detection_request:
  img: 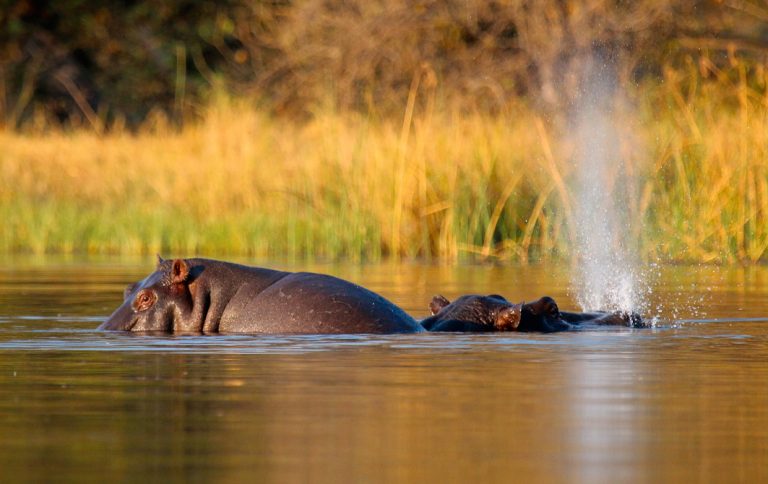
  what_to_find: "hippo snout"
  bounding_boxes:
[98,303,137,331]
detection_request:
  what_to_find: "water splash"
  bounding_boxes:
[564,56,713,324]
[568,57,646,314]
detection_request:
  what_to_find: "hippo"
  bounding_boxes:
[421,294,644,333]
[99,257,424,334]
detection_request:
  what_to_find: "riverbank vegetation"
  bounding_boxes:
[2,1,767,262]
[3,58,768,263]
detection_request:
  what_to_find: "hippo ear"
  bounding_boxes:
[495,304,522,331]
[171,259,189,284]
[429,295,451,315]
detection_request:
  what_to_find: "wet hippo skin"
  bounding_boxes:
[421,294,645,333]
[99,257,424,334]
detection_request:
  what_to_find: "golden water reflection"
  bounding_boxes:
[0,257,767,481]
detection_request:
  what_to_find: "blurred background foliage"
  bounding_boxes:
[3,1,768,261]
[2,0,767,129]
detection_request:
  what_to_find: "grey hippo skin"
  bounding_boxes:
[99,257,424,334]
[421,294,646,333]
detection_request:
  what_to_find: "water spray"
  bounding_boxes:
[568,55,646,314]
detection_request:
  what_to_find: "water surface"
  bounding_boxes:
[1,256,766,482]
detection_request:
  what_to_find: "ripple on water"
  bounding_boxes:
[0,322,678,355]
[2,260,768,483]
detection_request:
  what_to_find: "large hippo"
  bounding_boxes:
[421,293,645,332]
[99,257,424,334]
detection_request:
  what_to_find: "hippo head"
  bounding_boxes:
[518,296,571,332]
[428,294,572,332]
[99,257,197,332]
[428,294,523,331]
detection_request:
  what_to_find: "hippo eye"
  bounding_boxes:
[133,290,157,312]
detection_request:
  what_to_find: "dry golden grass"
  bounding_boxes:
[1,62,767,263]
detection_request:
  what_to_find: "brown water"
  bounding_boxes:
[1,256,767,482]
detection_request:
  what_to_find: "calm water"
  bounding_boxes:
[1,256,767,482]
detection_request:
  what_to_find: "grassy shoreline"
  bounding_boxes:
[2,69,768,263]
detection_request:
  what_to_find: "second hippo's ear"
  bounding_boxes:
[495,304,522,331]
[429,295,451,315]
[171,259,190,284]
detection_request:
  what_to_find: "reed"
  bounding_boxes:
[1,63,767,263]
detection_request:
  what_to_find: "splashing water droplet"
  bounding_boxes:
[568,57,645,315]
[564,56,708,325]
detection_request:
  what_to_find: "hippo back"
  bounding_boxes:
[218,271,422,334]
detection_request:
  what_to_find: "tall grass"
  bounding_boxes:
[1,63,767,263]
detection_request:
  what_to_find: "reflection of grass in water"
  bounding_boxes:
[2,64,768,262]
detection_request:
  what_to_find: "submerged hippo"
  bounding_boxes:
[99,257,424,334]
[421,294,644,333]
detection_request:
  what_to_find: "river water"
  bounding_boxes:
[0,256,766,482]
